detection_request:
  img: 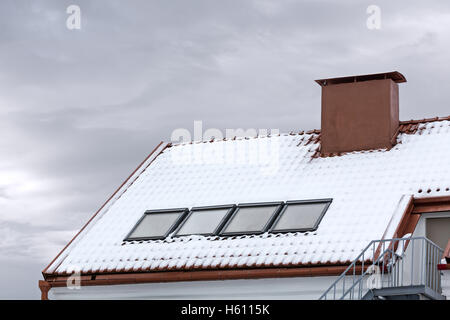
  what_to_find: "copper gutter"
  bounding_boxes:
[39,280,51,300]
[40,264,363,299]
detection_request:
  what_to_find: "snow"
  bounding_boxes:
[46,120,450,275]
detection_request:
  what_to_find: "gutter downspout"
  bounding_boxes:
[39,280,51,300]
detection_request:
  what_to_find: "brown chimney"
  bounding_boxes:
[316,71,406,156]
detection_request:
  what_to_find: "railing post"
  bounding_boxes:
[434,244,437,291]
[427,241,430,288]
[420,238,424,286]
[431,244,435,290]
[342,277,345,299]
[381,242,384,287]
[410,239,415,286]
[352,264,355,299]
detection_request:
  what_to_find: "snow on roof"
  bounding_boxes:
[45,118,450,275]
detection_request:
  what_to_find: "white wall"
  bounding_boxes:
[412,211,450,240]
[411,211,450,299]
[442,270,450,300]
[49,275,343,300]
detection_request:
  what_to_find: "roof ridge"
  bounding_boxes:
[168,116,450,148]
[169,129,321,147]
[399,115,450,125]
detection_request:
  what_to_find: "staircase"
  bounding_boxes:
[319,237,445,300]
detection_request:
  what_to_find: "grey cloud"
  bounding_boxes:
[1,0,450,299]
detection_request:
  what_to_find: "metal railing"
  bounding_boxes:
[319,237,443,300]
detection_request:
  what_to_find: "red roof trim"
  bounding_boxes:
[40,263,370,298]
[412,196,450,214]
[43,258,368,277]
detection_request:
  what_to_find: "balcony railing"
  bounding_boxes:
[319,236,444,300]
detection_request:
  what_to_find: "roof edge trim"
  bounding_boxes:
[41,263,371,294]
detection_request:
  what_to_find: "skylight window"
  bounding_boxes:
[125,208,188,241]
[174,205,235,237]
[270,199,332,233]
[124,199,332,241]
[220,202,283,236]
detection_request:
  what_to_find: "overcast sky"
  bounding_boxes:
[1,0,450,299]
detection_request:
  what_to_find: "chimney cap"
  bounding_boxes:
[315,71,406,87]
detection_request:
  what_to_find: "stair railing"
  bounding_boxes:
[319,236,443,300]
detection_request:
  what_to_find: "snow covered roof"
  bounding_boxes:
[44,117,450,275]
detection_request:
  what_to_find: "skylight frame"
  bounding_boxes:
[173,204,236,237]
[219,201,284,236]
[269,198,332,234]
[124,208,189,241]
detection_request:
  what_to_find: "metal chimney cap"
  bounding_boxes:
[315,71,407,87]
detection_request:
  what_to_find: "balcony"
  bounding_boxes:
[320,237,447,300]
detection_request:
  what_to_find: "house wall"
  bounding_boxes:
[48,275,344,300]
[442,270,450,299]
[411,211,450,240]
[411,211,450,300]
